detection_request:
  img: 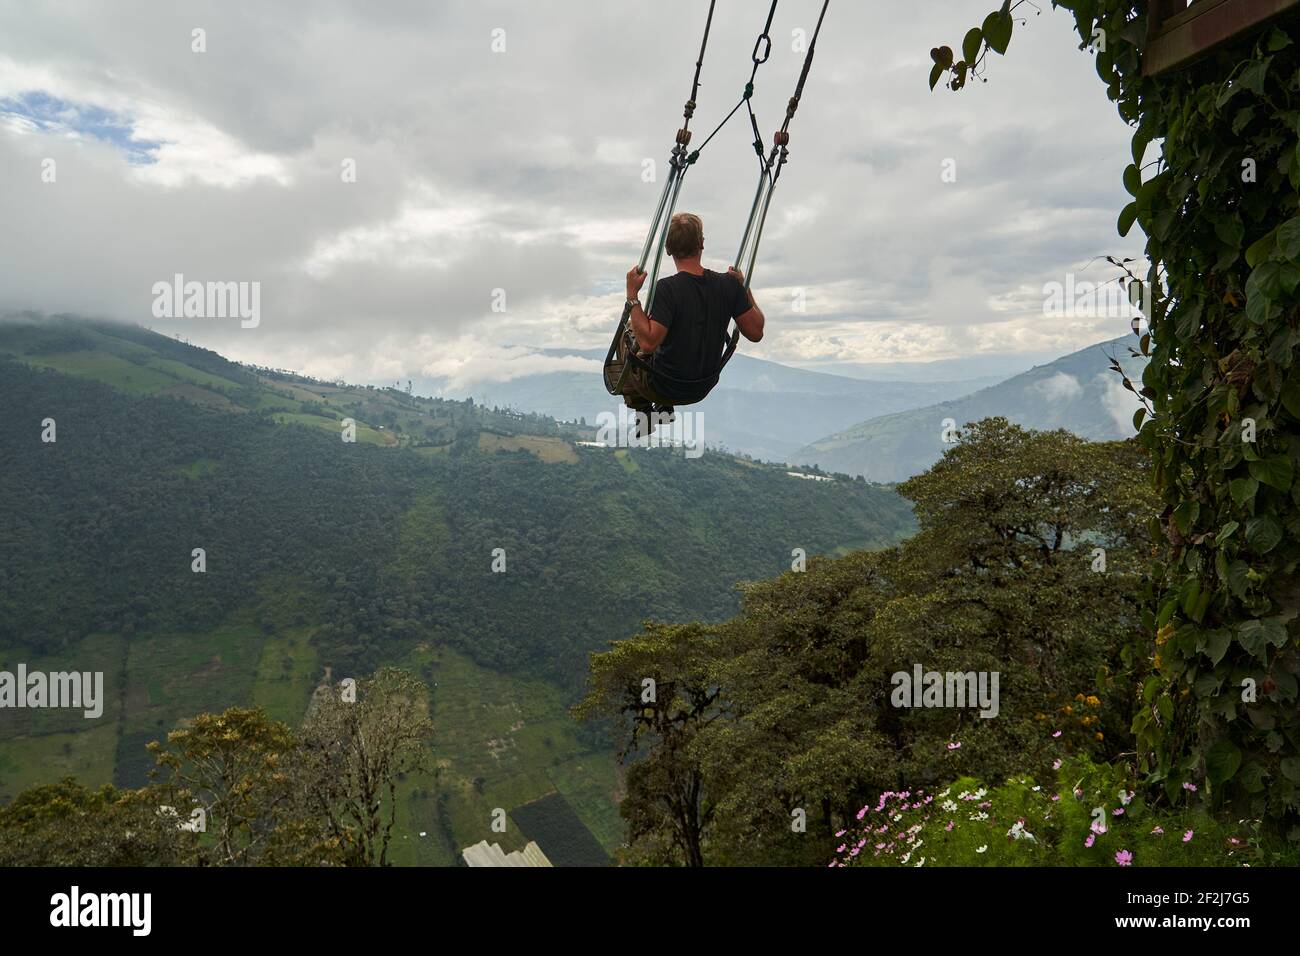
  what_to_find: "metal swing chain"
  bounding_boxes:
[735,0,830,288]
[609,0,828,395]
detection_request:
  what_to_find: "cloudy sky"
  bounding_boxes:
[0,0,1145,388]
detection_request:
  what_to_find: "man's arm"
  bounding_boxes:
[727,267,765,342]
[626,267,668,352]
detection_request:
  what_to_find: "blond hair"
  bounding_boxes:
[665,212,704,259]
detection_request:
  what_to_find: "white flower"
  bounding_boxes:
[941,800,958,812]
[900,851,912,864]
[938,787,952,799]
[915,856,926,867]
[1007,820,1037,843]
[976,845,988,854]
[969,811,989,821]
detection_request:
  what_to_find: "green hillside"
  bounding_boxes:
[795,337,1151,482]
[0,315,915,861]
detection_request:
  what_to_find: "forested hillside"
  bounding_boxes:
[0,316,914,860]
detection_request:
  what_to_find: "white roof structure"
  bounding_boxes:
[461,840,553,867]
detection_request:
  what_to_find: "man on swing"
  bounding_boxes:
[617,212,765,432]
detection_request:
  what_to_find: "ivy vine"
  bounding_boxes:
[932,0,1300,832]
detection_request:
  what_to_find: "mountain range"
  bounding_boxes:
[0,314,916,865]
[794,336,1150,482]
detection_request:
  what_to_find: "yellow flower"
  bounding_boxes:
[1086,695,1100,707]
[1156,623,1174,646]
[1095,732,1104,741]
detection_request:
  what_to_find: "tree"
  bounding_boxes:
[148,707,317,866]
[297,667,433,866]
[582,421,1157,865]
[931,0,1300,829]
[574,622,721,867]
[0,777,197,866]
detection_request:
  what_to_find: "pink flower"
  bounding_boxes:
[1182,782,1198,792]
[1051,794,1061,802]
[856,807,868,820]
[945,820,955,831]
[1228,837,1241,846]
[835,829,846,838]
[1150,826,1164,835]
[1112,808,1125,816]
[1052,759,1062,770]
[1115,849,1133,867]
[948,742,962,750]
[1085,833,1095,848]
[837,844,846,853]
[1052,730,1062,738]
[1183,829,1194,843]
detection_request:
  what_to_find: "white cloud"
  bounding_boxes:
[1031,371,1084,403]
[0,0,1146,384]
[1096,372,1142,435]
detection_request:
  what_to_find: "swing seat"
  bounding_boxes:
[602,314,740,409]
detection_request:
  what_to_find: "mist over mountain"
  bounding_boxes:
[402,347,1002,464]
[794,336,1150,482]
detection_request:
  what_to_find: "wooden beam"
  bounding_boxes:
[1144,0,1300,76]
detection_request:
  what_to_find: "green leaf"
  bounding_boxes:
[962,27,983,65]
[929,62,945,91]
[1281,384,1300,419]
[1245,228,1277,268]
[1282,758,1300,784]
[1193,673,1221,697]
[982,12,1013,55]
[1132,407,1147,431]
[1247,261,1284,302]
[1172,500,1200,535]
[1238,619,1269,657]
[1229,476,1258,507]
[1123,164,1141,197]
[1157,695,1174,724]
[1206,741,1242,784]
[1246,514,1283,553]
[1118,202,1139,238]
[1227,560,1251,597]
[1215,214,1244,249]
[1206,629,1232,665]
[1249,456,1293,492]
[1218,520,1240,541]
[1277,216,1300,260]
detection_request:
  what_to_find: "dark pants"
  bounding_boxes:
[614,330,672,412]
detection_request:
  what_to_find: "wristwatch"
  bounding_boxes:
[626,298,641,311]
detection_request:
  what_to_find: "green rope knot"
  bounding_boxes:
[743,82,754,99]
[687,150,700,165]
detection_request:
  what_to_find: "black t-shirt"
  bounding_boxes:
[647,268,750,404]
